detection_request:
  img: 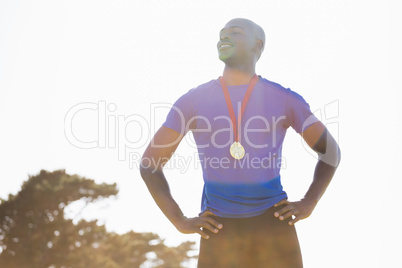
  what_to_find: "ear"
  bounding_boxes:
[255,39,264,60]
[255,39,264,54]
[257,39,264,51]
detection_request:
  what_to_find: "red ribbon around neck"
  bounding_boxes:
[219,74,259,143]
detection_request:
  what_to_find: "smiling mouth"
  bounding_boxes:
[219,44,233,50]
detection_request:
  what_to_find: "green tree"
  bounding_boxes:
[0,169,195,267]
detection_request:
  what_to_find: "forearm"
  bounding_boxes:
[303,127,341,206]
[140,167,185,228]
[303,159,338,206]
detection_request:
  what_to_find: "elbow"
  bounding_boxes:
[317,143,341,168]
[139,156,150,180]
[139,159,162,181]
[330,145,342,168]
[139,163,154,181]
[139,164,147,180]
[336,145,341,167]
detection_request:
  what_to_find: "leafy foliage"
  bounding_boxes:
[0,170,195,267]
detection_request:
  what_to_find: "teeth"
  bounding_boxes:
[220,44,231,48]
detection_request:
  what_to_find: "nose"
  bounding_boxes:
[220,33,230,40]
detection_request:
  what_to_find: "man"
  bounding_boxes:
[140,18,340,268]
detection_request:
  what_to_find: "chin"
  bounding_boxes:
[219,56,240,67]
[219,53,235,64]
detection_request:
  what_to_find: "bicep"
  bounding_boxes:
[301,121,328,154]
[142,126,184,170]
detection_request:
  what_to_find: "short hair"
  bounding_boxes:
[226,18,265,59]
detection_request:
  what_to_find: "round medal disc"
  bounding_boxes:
[230,142,245,159]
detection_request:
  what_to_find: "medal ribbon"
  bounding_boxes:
[219,74,259,143]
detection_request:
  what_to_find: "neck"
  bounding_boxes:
[222,65,256,86]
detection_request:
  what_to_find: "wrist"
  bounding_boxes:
[301,196,318,208]
[171,214,188,230]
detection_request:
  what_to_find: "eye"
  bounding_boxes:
[229,29,243,35]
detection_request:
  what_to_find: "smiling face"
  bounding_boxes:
[217,18,265,66]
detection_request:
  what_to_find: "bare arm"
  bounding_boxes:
[274,121,341,225]
[301,121,341,204]
[140,126,222,239]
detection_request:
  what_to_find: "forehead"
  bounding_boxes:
[219,26,244,34]
[220,20,254,34]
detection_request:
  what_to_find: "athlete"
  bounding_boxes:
[140,18,341,268]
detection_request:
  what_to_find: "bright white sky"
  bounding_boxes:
[1,0,401,267]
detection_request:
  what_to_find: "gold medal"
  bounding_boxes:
[230,141,245,160]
